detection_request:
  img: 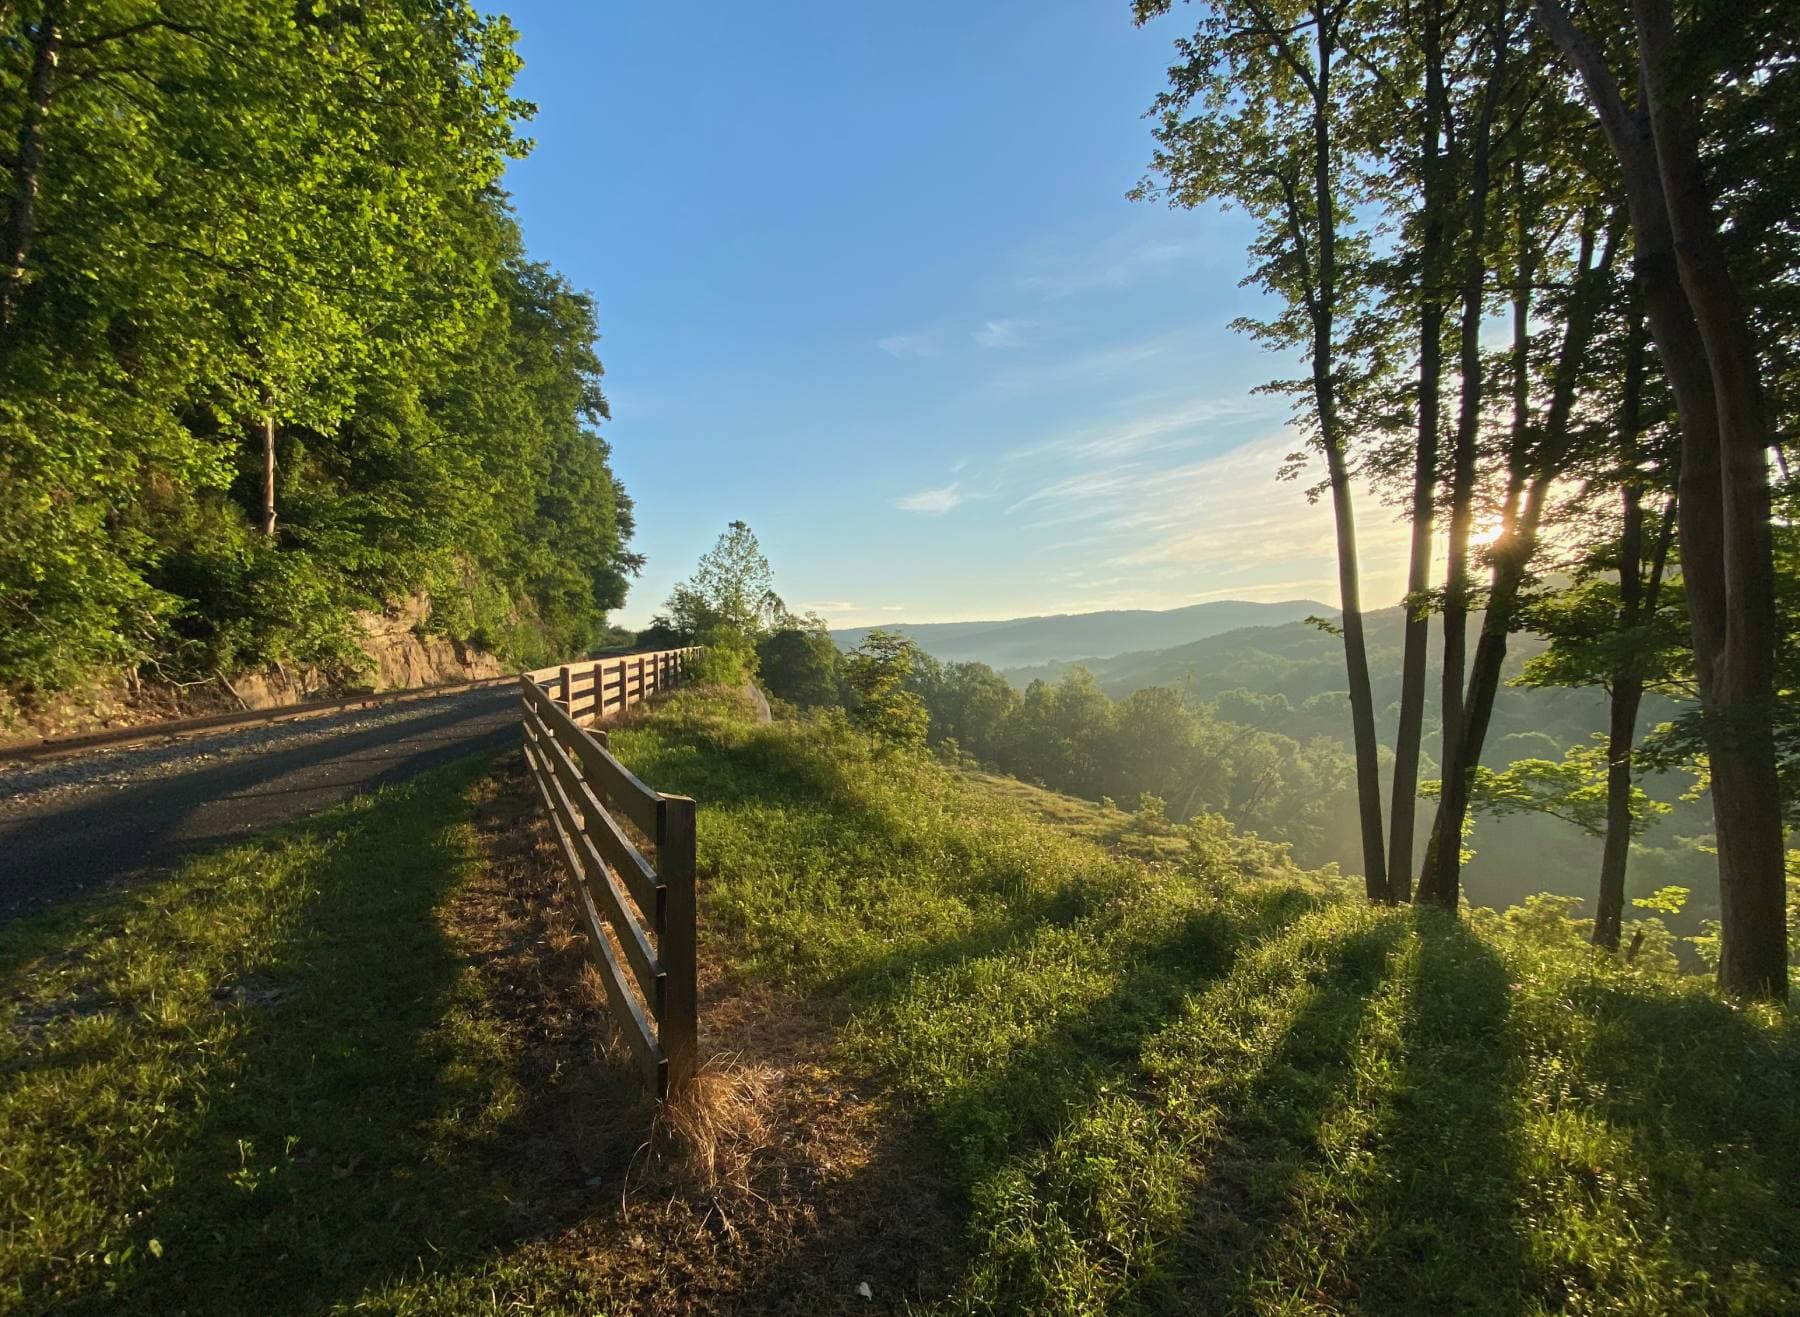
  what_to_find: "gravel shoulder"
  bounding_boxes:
[0,686,520,921]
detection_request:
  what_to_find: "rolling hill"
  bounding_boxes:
[830,598,1333,668]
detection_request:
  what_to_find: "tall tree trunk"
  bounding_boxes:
[1,4,61,329]
[261,413,277,537]
[1424,217,1614,906]
[1593,315,1663,951]
[1539,0,1786,998]
[1595,468,1646,949]
[1388,0,1449,899]
[1433,39,1507,875]
[1631,0,1787,1000]
[1594,678,1646,947]
[1308,16,1388,902]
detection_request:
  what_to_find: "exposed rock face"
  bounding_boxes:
[353,597,504,692]
[1,595,506,745]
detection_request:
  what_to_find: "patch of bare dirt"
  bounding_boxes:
[452,751,965,1314]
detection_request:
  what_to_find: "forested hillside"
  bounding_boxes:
[0,2,638,710]
[829,598,1329,668]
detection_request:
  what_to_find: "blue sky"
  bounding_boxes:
[502,1,1412,629]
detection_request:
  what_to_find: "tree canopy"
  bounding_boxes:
[0,1,639,699]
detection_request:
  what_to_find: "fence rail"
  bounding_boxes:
[524,646,697,727]
[519,647,701,1097]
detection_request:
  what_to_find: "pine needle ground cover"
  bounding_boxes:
[4,687,1797,1312]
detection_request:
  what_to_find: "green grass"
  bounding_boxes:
[612,690,1800,1315]
[5,688,1798,1313]
[0,755,648,1314]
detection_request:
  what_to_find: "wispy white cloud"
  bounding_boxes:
[1012,228,1207,301]
[973,318,1034,349]
[985,328,1208,397]
[1001,432,1414,609]
[1004,393,1256,467]
[894,482,965,515]
[877,331,939,358]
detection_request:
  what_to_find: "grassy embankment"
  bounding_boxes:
[3,686,1797,1313]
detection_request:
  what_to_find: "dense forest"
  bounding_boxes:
[0,2,638,707]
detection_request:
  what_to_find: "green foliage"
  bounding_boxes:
[757,620,842,708]
[1452,740,1671,839]
[662,521,785,641]
[846,629,929,750]
[0,3,636,693]
[897,660,1362,870]
[1634,885,1691,917]
[689,624,757,687]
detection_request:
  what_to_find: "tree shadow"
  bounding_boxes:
[1517,969,1800,1306]
[734,888,1335,1313]
[8,751,651,1314]
[1333,909,1546,1314]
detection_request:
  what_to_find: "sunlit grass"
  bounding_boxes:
[618,688,1800,1315]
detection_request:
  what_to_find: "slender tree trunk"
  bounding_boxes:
[1307,18,1388,902]
[261,413,277,537]
[1632,0,1787,1000]
[1594,678,1646,947]
[1593,315,1661,950]
[1595,466,1647,951]
[1,4,61,329]
[1388,1,1448,900]
[1434,45,1505,872]
[1424,218,1613,906]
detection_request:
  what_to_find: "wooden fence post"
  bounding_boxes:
[658,794,698,1094]
[557,665,572,714]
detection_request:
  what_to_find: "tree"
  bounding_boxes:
[758,619,842,708]
[0,2,637,695]
[665,521,786,642]
[1536,0,1790,998]
[1136,0,1390,900]
[846,630,929,751]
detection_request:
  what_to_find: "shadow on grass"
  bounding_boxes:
[1335,909,1545,1314]
[734,888,1337,1314]
[5,751,649,1315]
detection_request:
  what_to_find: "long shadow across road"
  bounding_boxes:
[0,687,520,921]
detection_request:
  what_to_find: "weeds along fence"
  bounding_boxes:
[519,648,702,1097]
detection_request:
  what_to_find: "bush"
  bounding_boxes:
[690,625,757,686]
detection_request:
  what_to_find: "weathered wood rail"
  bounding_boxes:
[518,647,702,1096]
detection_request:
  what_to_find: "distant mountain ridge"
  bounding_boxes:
[830,599,1334,668]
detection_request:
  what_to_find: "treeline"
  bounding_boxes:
[1131,0,1799,996]
[654,524,1766,944]
[0,2,638,699]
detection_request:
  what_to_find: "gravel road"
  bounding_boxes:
[0,686,520,922]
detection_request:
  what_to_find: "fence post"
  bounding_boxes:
[658,794,698,1095]
[557,665,572,715]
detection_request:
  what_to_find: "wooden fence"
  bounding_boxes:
[518,647,702,1097]
[523,646,699,725]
